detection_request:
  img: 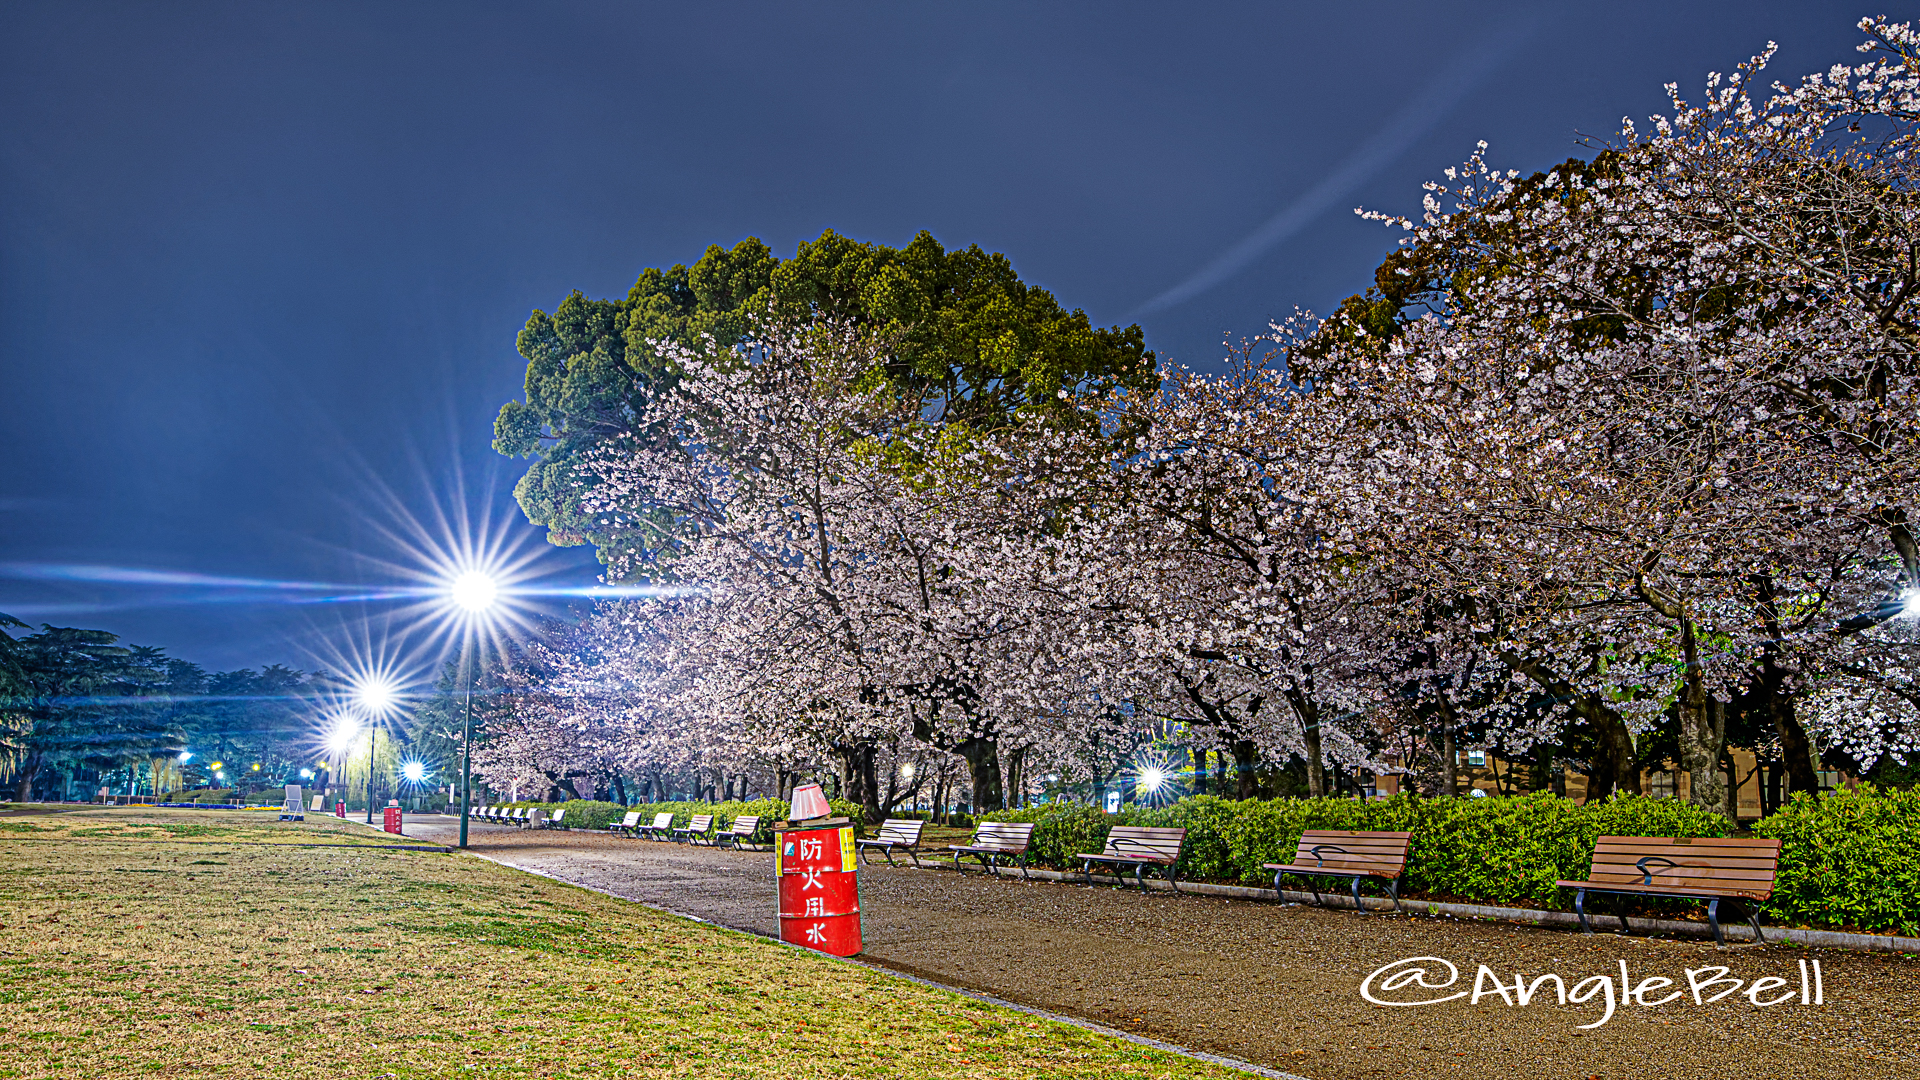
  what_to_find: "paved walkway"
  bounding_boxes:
[399,815,1917,1080]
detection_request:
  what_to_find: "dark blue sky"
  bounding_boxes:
[0,1,1867,671]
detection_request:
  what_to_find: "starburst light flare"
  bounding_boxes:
[324,717,360,755]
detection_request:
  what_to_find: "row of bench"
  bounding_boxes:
[607,811,763,848]
[470,806,569,829]
[856,819,1784,945]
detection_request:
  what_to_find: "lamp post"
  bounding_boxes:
[352,677,397,825]
[449,570,497,849]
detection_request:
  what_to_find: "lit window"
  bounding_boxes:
[1466,751,1486,767]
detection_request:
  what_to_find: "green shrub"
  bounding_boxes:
[548,799,626,831]
[1753,784,1920,936]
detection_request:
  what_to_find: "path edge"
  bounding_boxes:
[461,848,1314,1080]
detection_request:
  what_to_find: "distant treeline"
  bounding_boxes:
[0,613,322,801]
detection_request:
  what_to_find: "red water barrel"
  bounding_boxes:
[774,819,861,956]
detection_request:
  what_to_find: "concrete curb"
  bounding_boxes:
[972,863,1920,953]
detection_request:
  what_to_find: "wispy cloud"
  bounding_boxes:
[1135,15,1545,317]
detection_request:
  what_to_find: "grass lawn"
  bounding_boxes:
[0,808,1251,1079]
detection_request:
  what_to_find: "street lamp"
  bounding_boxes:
[353,675,400,824]
[449,570,498,849]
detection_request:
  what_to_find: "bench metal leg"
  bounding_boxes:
[1083,858,1095,887]
[1385,877,1403,915]
[1707,898,1726,946]
[1350,875,1364,912]
[1744,902,1766,944]
[1575,889,1593,934]
[1133,863,1147,893]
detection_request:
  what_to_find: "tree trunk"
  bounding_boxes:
[1300,716,1325,800]
[1230,739,1260,800]
[835,741,881,825]
[1190,745,1208,796]
[15,753,40,802]
[611,774,627,805]
[957,737,1003,813]
[1279,679,1326,799]
[1527,747,1552,795]
[1437,703,1459,797]
[1753,574,1820,794]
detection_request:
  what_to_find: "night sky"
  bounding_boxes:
[0,2,1867,673]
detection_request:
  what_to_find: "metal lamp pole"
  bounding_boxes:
[364,724,377,824]
[459,635,473,849]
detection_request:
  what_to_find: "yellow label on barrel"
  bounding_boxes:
[839,825,856,872]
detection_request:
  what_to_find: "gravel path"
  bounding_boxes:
[401,815,1918,1079]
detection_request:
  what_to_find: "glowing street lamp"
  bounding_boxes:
[447,569,499,849]
[450,571,498,614]
[352,675,401,824]
[325,717,359,756]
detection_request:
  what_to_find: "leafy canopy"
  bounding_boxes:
[494,229,1155,560]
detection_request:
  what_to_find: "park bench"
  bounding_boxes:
[856,818,926,867]
[510,808,530,826]
[1264,830,1412,913]
[482,807,501,823]
[715,815,762,850]
[948,821,1035,879]
[542,807,568,830]
[609,811,642,837]
[1558,835,1781,945]
[1079,826,1186,892]
[669,814,715,844]
[634,812,675,840]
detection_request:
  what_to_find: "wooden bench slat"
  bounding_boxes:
[1565,837,1780,943]
[1585,865,1779,881]
[949,822,1034,878]
[1551,880,1774,895]
[1265,830,1413,912]
[1078,827,1188,891]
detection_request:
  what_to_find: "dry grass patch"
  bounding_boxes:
[0,808,1250,1079]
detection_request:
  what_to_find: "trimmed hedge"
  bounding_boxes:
[986,789,1920,934]
[1752,784,1920,936]
[502,797,866,845]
